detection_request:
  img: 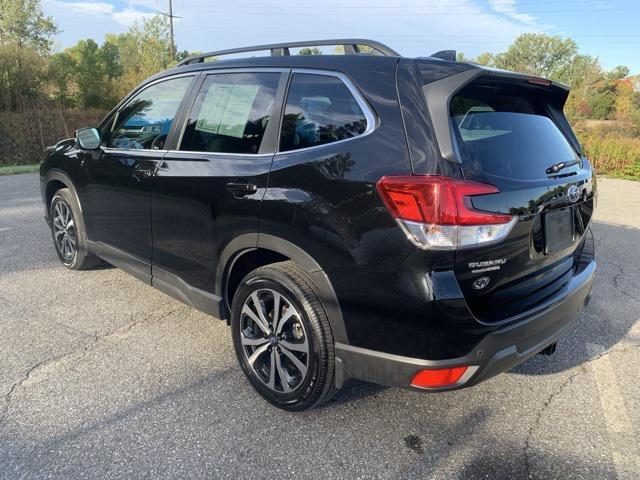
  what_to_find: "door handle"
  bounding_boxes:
[226,181,258,196]
[133,168,153,180]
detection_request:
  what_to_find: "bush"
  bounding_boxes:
[577,128,640,179]
[0,106,107,166]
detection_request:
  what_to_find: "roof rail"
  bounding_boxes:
[177,39,401,66]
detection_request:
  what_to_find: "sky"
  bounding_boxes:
[41,0,640,73]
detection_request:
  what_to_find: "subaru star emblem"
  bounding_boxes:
[567,185,580,203]
[472,277,491,290]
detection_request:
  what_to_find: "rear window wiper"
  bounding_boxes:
[545,159,581,175]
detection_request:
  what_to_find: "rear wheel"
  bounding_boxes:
[50,188,102,270]
[231,261,337,411]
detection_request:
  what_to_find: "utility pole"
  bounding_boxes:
[159,0,181,60]
[168,0,175,60]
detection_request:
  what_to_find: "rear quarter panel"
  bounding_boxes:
[260,60,414,272]
[259,60,433,350]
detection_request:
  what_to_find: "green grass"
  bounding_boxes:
[0,164,40,176]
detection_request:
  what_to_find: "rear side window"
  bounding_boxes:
[180,72,280,154]
[279,73,368,152]
[450,83,579,180]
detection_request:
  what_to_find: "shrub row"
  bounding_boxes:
[578,129,640,179]
[0,107,107,166]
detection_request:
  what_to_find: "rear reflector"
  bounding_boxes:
[411,366,469,388]
[377,175,516,250]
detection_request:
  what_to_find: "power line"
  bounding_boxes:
[180,8,627,16]
[184,0,634,8]
[180,24,640,40]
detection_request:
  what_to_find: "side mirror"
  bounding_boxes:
[76,127,101,150]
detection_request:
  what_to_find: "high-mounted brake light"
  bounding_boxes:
[527,77,551,86]
[376,175,517,250]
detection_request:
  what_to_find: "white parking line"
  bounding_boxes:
[586,343,640,480]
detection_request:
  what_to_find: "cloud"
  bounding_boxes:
[61,1,114,16]
[44,1,153,27]
[488,0,538,26]
[127,0,162,8]
[113,7,154,25]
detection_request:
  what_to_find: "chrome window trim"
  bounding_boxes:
[165,149,274,158]
[101,147,169,156]
[275,68,377,156]
[103,72,197,154]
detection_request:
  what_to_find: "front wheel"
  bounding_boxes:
[50,188,103,270]
[231,261,337,411]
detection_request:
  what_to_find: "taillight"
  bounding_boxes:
[376,175,517,250]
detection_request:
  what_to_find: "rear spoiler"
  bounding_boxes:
[430,50,457,61]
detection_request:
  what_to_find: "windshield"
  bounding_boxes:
[450,83,580,181]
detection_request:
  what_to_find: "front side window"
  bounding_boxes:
[180,73,280,154]
[106,76,192,150]
[279,73,368,152]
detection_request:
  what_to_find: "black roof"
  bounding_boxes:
[143,53,407,90]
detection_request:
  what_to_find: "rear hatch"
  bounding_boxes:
[449,76,595,322]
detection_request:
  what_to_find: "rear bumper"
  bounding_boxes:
[335,258,595,391]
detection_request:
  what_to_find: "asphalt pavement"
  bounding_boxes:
[0,173,638,479]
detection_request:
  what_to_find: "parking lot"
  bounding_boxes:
[0,173,638,479]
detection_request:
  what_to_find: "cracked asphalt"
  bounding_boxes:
[1,173,639,480]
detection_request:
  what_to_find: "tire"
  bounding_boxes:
[49,188,103,270]
[231,261,337,411]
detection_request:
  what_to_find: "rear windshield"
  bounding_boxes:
[450,82,579,181]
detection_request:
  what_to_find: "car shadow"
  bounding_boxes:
[511,220,639,376]
[319,380,389,408]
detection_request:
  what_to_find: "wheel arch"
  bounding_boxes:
[44,170,83,220]
[217,233,348,344]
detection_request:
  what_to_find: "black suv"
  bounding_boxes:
[40,39,596,411]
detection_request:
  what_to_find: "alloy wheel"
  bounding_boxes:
[239,289,310,393]
[52,200,77,263]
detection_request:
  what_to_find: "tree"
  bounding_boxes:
[105,15,174,97]
[585,81,617,119]
[298,47,322,55]
[0,0,57,53]
[0,44,46,110]
[474,52,495,66]
[493,34,579,80]
[43,15,177,109]
[100,40,123,80]
[176,50,195,62]
[562,54,604,119]
[612,78,640,128]
[48,51,77,105]
[607,65,630,80]
[0,0,57,110]
[69,39,110,108]
[556,53,601,87]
